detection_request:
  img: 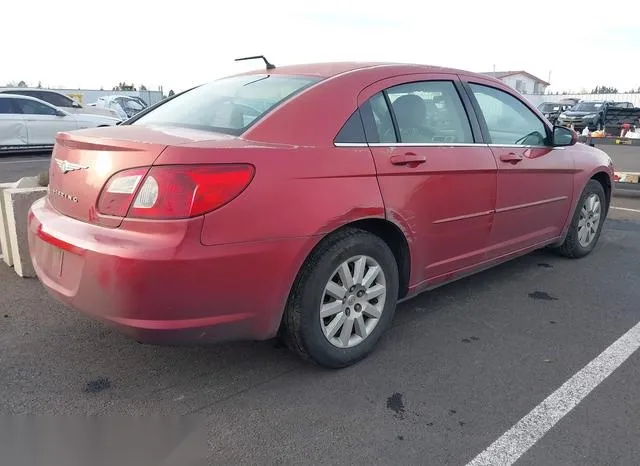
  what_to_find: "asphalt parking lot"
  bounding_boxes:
[1,147,640,465]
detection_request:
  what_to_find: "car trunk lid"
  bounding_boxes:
[47,125,222,227]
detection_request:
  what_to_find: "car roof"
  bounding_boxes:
[0,94,61,107]
[234,61,493,81]
[0,93,46,100]
[0,87,65,94]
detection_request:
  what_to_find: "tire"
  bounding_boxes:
[554,179,606,258]
[281,227,399,368]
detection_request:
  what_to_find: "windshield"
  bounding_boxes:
[132,74,321,135]
[572,102,603,112]
[538,103,560,112]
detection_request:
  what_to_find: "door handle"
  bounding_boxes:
[499,152,523,164]
[390,153,426,166]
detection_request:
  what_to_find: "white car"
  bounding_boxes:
[93,95,148,120]
[0,88,120,119]
[0,94,120,150]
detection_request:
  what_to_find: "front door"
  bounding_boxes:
[463,79,574,257]
[357,75,497,287]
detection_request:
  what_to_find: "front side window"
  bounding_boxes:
[132,74,321,135]
[470,84,548,146]
[13,98,58,116]
[384,81,474,144]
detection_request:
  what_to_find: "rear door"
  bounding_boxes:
[355,74,497,285]
[12,97,77,145]
[0,98,28,146]
[462,77,574,257]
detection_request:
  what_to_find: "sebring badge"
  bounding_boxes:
[55,158,89,174]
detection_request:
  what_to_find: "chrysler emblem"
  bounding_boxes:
[55,158,89,174]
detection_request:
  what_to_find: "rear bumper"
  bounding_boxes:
[28,197,313,344]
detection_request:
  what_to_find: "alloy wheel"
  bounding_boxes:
[577,193,602,247]
[319,255,387,348]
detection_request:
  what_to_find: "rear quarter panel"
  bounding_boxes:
[153,142,385,330]
[154,144,386,246]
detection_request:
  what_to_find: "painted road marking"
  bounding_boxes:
[466,320,640,466]
[611,206,640,214]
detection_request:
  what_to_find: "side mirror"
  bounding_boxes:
[55,110,67,117]
[553,125,577,146]
[72,101,82,108]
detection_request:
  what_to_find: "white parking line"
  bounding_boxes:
[466,320,640,466]
[611,206,640,214]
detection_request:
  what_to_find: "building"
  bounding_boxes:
[482,71,550,95]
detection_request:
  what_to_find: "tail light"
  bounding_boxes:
[97,164,255,219]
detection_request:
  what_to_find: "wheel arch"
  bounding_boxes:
[284,218,412,315]
[553,169,612,248]
[344,218,411,299]
[590,170,612,215]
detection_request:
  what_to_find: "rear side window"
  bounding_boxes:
[385,81,474,144]
[367,92,396,143]
[0,99,15,114]
[38,91,77,108]
[335,110,366,143]
[360,82,474,144]
[131,74,321,135]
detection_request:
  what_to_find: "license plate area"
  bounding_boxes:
[38,239,64,277]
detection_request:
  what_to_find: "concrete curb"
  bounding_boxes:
[3,187,48,277]
[0,182,18,266]
[0,176,48,277]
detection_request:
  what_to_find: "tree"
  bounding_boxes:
[17,80,27,87]
[592,85,618,94]
[168,89,175,97]
[37,81,42,88]
[112,82,136,91]
[140,84,147,91]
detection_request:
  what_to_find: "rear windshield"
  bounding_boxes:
[131,74,321,135]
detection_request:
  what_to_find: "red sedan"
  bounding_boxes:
[28,62,613,368]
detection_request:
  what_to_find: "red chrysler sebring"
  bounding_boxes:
[28,61,613,368]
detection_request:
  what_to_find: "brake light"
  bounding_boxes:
[98,167,148,217]
[97,164,254,219]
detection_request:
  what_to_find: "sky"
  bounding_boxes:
[2,0,639,94]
